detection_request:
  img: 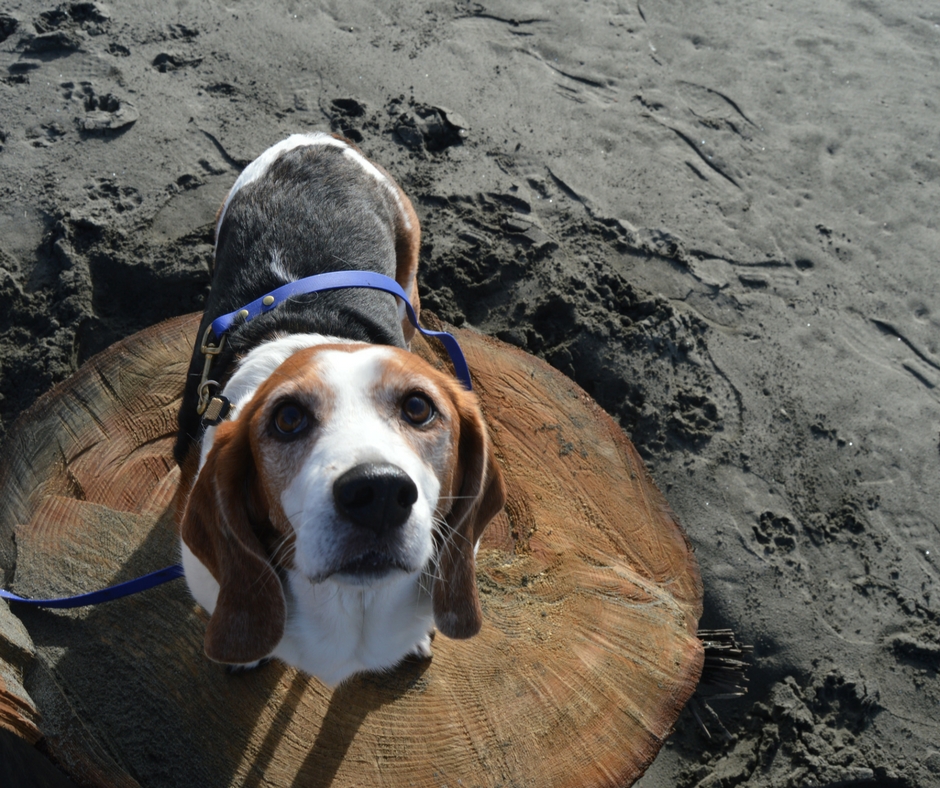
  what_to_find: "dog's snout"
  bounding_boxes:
[333,462,418,533]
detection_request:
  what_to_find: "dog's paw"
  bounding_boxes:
[225,657,272,675]
[409,631,434,661]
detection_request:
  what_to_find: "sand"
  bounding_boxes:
[1,0,938,786]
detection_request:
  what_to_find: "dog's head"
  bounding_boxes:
[178,343,505,665]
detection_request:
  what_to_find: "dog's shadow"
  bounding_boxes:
[283,657,430,788]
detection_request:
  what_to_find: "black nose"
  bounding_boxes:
[333,463,418,533]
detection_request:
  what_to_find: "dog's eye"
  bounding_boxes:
[272,402,309,437]
[401,393,435,426]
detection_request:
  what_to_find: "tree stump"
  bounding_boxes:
[0,312,703,788]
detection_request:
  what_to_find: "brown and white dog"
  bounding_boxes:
[173,133,505,686]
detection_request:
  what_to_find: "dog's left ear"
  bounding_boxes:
[433,395,506,639]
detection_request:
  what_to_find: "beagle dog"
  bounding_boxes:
[173,133,505,686]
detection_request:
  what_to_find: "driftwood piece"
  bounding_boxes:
[0,313,703,788]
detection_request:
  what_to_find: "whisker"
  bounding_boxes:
[423,514,478,596]
[269,533,296,567]
[434,515,475,549]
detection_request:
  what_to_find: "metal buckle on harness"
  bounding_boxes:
[196,325,226,416]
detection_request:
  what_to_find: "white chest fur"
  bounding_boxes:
[181,541,432,686]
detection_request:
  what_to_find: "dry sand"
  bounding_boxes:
[1,0,939,786]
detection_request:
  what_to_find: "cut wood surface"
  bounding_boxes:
[0,313,703,788]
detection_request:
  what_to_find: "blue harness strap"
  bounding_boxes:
[1,271,473,609]
[210,270,472,391]
[1,564,185,609]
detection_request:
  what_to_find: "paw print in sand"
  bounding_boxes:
[62,81,139,133]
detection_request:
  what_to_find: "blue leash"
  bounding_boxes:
[1,565,185,608]
[1,272,471,609]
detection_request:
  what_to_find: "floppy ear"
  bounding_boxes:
[179,415,286,664]
[433,396,506,639]
[392,185,421,345]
